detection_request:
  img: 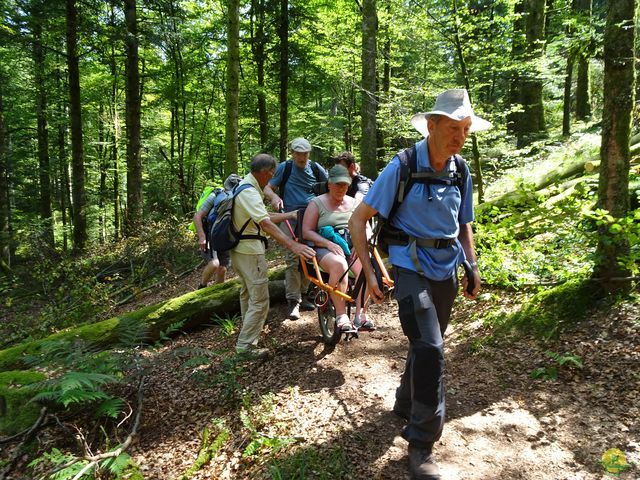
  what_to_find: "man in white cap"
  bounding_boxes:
[193,173,242,288]
[264,137,328,320]
[349,89,488,479]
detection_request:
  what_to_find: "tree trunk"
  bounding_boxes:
[0,275,287,371]
[278,0,289,161]
[517,0,547,146]
[360,0,377,179]
[452,0,484,203]
[225,0,240,176]
[594,0,635,283]
[251,0,269,150]
[574,0,592,120]
[124,0,143,235]
[562,50,574,136]
[32,5,55,249]
[66,0,87,253]
[0,78,10,272]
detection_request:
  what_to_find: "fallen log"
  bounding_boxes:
[477,156,591,214]
[0,269,286,372]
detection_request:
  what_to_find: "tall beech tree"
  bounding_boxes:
[594,0,636,283]
[31,0,54,248]
[574,0,592,120]
[124,0,143,234]
[0,77,10,273]
[278,0,289,161]
[66,0,87,252]
[224,0,240,176]
[360,0,377,179]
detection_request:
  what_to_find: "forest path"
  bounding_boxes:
[129,271,639,480]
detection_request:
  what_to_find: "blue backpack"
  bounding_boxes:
[208,184,268,253]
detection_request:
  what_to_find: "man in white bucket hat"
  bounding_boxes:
[349,89,489,479]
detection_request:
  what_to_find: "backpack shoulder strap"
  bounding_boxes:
[310,161,327,182]
[453,154,467,198]
[388,145,417,220]
[280,160,293,198]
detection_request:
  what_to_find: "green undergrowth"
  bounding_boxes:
[0,370,46,435]
[0,219,197,348]
[267,445,352,479]
[484,279,605,339]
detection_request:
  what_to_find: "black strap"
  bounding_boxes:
[233,184,268,248]
[280,160,326,200]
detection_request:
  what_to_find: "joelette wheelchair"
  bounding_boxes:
[299,246,394,345]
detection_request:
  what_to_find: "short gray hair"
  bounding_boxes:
[251,153,277,173]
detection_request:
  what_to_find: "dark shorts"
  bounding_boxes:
[201,247,230,267]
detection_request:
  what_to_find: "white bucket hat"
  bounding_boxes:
[410,89,492,136]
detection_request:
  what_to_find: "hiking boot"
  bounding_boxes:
[287,300,301,320]
[408,445,441,480]
[236,346,270,361]
[354,313,376,330]
[336,314,352,332]
[300,297,316,311]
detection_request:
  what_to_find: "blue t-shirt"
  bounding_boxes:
[363,138,474,280]
[269,160,328,212]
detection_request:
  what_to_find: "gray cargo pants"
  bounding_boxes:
[393,266,458,448]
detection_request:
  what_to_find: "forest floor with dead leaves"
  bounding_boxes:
[110,264,640,480]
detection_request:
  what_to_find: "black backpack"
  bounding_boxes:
[209,184,268,252]
[375,145,467,253]
[280,160,327,199]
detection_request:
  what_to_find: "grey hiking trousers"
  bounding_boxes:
[393,266,458,448]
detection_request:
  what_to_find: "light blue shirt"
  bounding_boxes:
[269,160,328,212]
[364,138,474,280]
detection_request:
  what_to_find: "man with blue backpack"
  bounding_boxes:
[349,89,489,480]
[192,173,242,289]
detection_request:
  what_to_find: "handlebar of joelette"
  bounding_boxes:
[462,260,476,296]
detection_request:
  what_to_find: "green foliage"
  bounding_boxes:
[211,313,239,336]
[177,419,230,480]
[530,351,583,380]
[484,279,603,339]
[583,207,640,276]
[268,445,352,479]
[28,448,91,480]
[31,371,120,408]
[240,393,296,459]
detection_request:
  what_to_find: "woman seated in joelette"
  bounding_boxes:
[301,164,374,332]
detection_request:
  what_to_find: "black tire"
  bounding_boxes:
[317,293,341,345]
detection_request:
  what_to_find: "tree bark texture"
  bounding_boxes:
[32,4,54,249]
[594,0,635,281]
[124,0,143,235]
[66,0,87,253]
[517,0,547,146]
[225,0,240,176]
[278,0,289,161]
[0,79,10,271]
[574,0,592,120]
[251,0,269,150]
[360,0,378,179]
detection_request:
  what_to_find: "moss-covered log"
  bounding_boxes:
[0,269,286,372]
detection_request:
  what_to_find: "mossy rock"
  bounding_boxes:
[0,370,46,436]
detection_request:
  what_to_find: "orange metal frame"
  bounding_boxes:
[299,247,394,304]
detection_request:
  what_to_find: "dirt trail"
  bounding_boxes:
[129,278,639,480]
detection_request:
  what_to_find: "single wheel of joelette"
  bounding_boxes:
[316,289,343,345]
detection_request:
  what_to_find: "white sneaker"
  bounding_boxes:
[354,313,375,330]
[336,314,351,332]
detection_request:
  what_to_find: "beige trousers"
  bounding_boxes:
[230,251,270,351]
